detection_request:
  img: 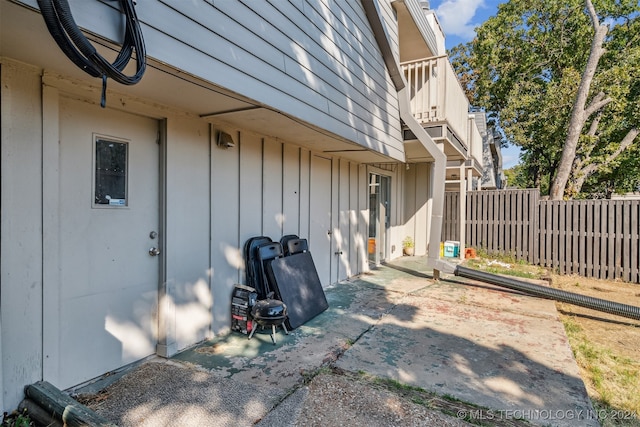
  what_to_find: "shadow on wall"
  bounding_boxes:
[105,278,213,364]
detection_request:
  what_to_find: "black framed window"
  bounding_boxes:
[94,138,128,206]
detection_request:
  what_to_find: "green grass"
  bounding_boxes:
[465,252,545,280]
[483,266,539,279]
[561,315,640,426]
[1,409,33,427]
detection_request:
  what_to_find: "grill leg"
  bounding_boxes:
[248,326,257,340]
[251,321,286,344]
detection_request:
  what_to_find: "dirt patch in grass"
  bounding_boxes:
[551,275,640,362]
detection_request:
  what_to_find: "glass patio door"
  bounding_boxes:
[368,173,391,265]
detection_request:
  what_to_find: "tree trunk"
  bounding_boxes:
[549,0,608,200]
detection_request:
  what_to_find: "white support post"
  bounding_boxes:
[459,162,466,260]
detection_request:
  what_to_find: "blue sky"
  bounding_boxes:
[429,0,521,169]
[429,0,501,50]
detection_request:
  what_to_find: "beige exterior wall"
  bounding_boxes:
[0,61,383,409]
[404,163,433,256]
[0,60,45,413]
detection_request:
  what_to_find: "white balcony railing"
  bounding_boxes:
[401,56,470,153]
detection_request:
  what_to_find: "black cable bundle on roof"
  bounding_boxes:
[37,0,146,107]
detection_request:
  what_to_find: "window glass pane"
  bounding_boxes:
[95,139,127,206]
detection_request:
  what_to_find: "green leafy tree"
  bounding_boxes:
[503,164,536,190]
[450,0,640,198]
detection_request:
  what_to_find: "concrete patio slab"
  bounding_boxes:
[84,256,598,427]
[336,266,597,426]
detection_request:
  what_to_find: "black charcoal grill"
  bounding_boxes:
[248,298,288,344]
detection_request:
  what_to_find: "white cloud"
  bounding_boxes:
[435,0,485,40]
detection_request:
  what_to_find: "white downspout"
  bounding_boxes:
[397,89,455,275]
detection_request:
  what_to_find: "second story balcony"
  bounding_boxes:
[401,55,474,163]
[466,114,483,178]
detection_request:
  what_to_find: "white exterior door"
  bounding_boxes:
[310,155,332,286]
[44,96,160,389]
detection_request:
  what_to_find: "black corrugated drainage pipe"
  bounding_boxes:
[37,0,146,107]
[455,266,640,321]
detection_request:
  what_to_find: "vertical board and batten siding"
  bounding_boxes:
[238,133,263,245]
[404,166,417,243]
[357,163,370,273]
[415,164,430,256]
[165,117,212,351]
[262,138,284,238]
[446,189,640,283]
[310,154,333,285]
[299,149,312,242]
[330,155,340,283]
[349,163,361,276]
[0,61,44,412]
[211,128,242,330]
[392,164,407,258]
[337,159,351,282]
[210,126,370,333]
[403,163,431,256]
[283,144,302,237]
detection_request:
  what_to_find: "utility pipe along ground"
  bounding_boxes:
[455,266,640,321]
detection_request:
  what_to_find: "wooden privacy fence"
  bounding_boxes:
[443,189,640,283]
